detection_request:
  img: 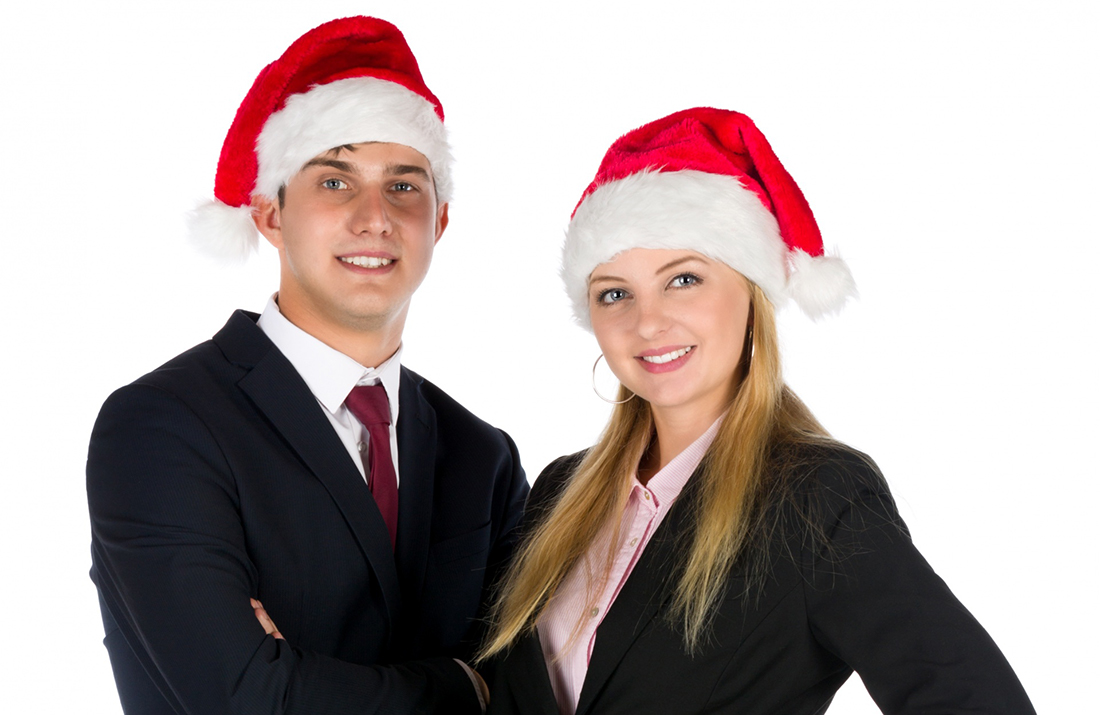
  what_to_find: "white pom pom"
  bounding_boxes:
[787,249,857,319]
[185,200,259,263]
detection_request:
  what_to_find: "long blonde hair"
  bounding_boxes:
[480,285,832,658]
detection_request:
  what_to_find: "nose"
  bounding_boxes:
[633,294,672,341]
[350,187,392,236]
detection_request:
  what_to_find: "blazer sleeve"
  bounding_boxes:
[800,454,1035,714]
[87,384,480,715]
[468,429,530,660]
[483,429,530,588]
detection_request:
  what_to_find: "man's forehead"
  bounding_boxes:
[319,144,357,157]
[307,142,432,172]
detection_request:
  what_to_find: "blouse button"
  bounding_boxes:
[629,537,639,547]
[644,492,651,501]
[589,607,599,618]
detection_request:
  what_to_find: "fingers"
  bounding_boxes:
[250,598,284,640]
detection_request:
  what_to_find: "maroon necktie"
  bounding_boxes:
[344,384,398,548]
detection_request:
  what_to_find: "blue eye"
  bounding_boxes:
[669,273,701,289]
[323,178,348,190]
[597,288,628,305]
[392,181,414,192]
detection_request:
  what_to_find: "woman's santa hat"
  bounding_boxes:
[562,107,855,328]
[188,16,452,261]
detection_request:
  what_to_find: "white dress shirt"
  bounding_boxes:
[257,295,403,485]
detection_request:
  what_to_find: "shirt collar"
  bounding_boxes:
[637,413,725,508]
[257,295,402,424]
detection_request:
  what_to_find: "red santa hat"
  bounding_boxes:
[188,16,452,261]
[562,107,855,327]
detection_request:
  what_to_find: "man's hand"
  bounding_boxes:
[251,599,284,640]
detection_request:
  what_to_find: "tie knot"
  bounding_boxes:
[345,384,391,427]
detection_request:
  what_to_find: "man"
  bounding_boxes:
[87,17,528,714]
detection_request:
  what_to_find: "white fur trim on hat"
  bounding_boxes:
[189,76,454,262]
[186,200,258,262]
[563,170,790,330]
[256,76,453,203]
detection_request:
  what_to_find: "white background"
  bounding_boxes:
[1,1,1096,712]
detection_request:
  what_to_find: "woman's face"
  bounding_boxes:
[588,248,752,424]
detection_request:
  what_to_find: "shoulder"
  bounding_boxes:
[88,359,239,509]
[402,367,519,454]
[536,451,587,485]
[115,310,263,395]
[98,346,221,421]
[765,440,909,560]
[773,441,891,503]
[91,328,247,445]
[95,311,270,427]
[526,450,587,517]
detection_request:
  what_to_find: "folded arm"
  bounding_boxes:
[88,384,479,715]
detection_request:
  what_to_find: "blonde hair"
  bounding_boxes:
[480,284,833,658]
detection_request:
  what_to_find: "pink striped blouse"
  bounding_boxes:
[537,417,723,715]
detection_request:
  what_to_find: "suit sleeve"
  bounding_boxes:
[88,384,480,715]
[482,430,530,595]
[462,429,529,683]
[801,455,1035,714]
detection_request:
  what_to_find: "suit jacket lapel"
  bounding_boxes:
[575,469,705,715]
[394,368,436,602]
[216,311,402,624]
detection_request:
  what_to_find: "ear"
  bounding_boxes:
[251,194,283,249]
[434,202,449,246]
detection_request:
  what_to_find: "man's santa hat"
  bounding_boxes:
[563,107,855,328]
[188,16,452,261]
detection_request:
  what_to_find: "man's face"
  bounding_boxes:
[255,142,448,340]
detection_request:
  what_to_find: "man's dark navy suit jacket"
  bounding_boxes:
[88,310,529,714]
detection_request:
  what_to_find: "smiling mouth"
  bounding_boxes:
[340,256,393,268]
[640,346,694,364]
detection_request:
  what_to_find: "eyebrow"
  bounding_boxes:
[299,159,431,181]
[302,157,356,173]
[655,255,706,273]
[385,164,431,180]
[589,256,708,286]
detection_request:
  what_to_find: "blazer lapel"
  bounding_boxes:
[394,368,436,602]
[217,312,402,624]
[574,470,704,715]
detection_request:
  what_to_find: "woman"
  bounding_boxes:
[480,108,1034,714]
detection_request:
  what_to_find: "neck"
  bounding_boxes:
[641,404,725,483]
[276,296,406,368]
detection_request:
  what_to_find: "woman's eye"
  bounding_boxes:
[669,273,700,289]
[597,288,628,304]
[323,178,348,190]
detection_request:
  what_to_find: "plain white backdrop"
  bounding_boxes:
[1,1,1096,712]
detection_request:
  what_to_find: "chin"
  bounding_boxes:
[632,386,691,410]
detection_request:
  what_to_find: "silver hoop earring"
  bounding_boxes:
[592,354,636,404]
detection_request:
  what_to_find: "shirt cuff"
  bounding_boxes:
[453,658,487,713]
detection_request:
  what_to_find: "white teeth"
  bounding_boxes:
[340,256,393,268]
[641,346,693,364]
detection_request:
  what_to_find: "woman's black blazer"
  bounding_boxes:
[488,446,1034,715]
